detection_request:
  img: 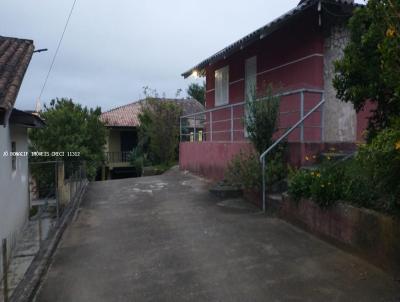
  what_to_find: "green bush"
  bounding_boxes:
[225,149,287,191]
[288,125,400,215]
[244,85,280,154]
[287,168,313,202]
[138,97,182,166]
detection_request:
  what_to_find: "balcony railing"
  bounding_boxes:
[106,152,131,163]
[180,88,325,143]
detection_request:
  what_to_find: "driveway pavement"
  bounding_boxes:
[35,167,400,302]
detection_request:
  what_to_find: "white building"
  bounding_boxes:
[0,36,45,250]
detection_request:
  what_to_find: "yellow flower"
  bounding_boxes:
[327,156,331,161]
[387,26,396,38]
[316,173,321,178]
[395,141,400,151]
[311,172,315,176]
[305,156,310,161]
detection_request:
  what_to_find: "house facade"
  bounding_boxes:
[179,0,372,180]
[100,98,204,179]
[0,36,45,253]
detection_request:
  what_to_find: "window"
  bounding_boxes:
[11,141,16,171]
[215,66,229,106]
[244,56,257,137]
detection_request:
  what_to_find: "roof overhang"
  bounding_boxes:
[9,109,46,128]
[182,0,361,78]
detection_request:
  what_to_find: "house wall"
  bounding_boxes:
[180,142,254,181]
[323,24,357,142]
[0,125,29,250]
[180,9,373,181]
[106,129,122,153]
[204,11,325,144]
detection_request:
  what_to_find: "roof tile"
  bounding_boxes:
[0,36,34,111]
[100,98,204,128]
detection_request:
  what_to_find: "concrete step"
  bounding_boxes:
[209,182,243,199]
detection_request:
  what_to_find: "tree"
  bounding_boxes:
[187,82,206,105]
[138,98,182,165]
[244,85,280,154]
[333,0,400,139]
[29,98,106,179]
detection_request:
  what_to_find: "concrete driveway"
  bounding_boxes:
[35,167,400,302]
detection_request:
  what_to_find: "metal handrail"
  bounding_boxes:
[180,88,324,119]
[260,97,326,212]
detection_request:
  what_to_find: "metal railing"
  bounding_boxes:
[260,96,326,212]
[106,152,131,163]
[180,88,325,143]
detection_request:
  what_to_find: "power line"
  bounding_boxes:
[38,0,78,100]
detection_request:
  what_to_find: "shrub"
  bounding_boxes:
[244,85,280,154]
[354,126,400,213]
[287,168,313,202]
[138,97,182,165]
[334,0,400,140]
[288,125,400,215]
[225,149,286,191]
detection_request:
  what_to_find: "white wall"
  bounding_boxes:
[323,24,357,142]
[0,125,29,248]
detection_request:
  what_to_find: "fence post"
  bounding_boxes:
[2,239,8,302]
[179,117,182,142]
[194,116,197,142]
[38,207,42,246]
[230,106,234,142]
[300,91,304,143]
[210,112,213,142]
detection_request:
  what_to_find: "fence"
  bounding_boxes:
[0,161,88,302]
[180,88,325,144]
[106,152,131,163]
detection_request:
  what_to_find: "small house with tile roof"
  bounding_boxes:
[100,98,204,179]
[0,36,45,252]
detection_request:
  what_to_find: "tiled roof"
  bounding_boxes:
[182,0,360,78]
[0,36,34,111]
[100,98,204,128]
[100,101,142,127]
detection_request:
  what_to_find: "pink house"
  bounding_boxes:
[179,0,371,181]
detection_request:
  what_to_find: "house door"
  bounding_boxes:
[120,131,137,153]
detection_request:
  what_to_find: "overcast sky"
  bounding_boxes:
[1,0,363,112]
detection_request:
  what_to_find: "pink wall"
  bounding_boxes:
[179,141,357,181]
[205,11,324,111]
[179,142,253,181]
[202,11,325,144]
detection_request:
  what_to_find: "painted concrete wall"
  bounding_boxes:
[0,125,29,248]
[323,24,357,142]
[203,11,325,144]
[106,129,122,153]
[205,11,324,110]
[180,10,372,181]
[179,142,254,181]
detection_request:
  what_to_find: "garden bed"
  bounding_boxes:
[270,194,400,276]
